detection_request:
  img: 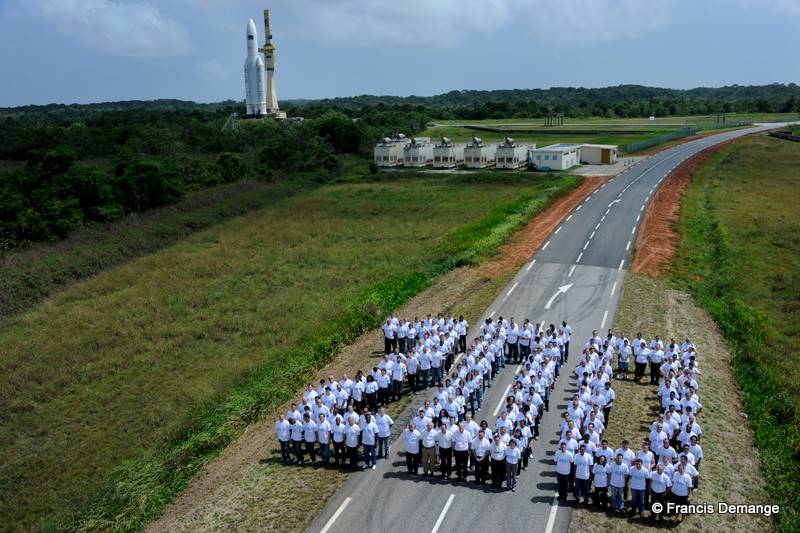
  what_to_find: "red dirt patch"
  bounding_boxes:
[632,140,734,276]
[478,175,612,278]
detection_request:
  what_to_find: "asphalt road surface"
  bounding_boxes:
[308,125,778,533]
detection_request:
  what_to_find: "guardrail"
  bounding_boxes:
[621,127,699,153]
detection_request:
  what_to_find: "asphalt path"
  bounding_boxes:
[308,125,778,533]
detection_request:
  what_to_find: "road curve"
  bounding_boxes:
[308,125,777,533]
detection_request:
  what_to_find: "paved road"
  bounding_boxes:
[308,125,778,533]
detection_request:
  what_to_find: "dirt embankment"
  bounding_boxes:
[631,140,734,276]
[148,175,611,532]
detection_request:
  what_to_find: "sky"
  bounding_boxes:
[1,0,799,107]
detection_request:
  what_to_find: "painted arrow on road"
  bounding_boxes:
[544,283,574,310]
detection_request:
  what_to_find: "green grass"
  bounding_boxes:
[0,168,581,531]
[671,135,800,532]
[432,113,799,127]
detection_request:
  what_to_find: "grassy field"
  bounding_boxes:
[670,134,800,532]
[0,167,580,530]
[569,273,771,533]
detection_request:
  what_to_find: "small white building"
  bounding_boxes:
[464,137,497,168]
[580,144,618,165]
[374,134,408,167]
[403,137,434,167]
[433,137,465,168]
[495,137,533,169]
[529,143,582,171]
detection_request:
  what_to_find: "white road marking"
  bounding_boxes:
[626,240,631,251]
[544,283,574,310]
[568,265,576,277]
[600,309,609,329]
[605,209,611,216]
[608,199,621,207]
[636,214,640,222]
[576,205,582,211]
[554,226,562,235]
[595,223,601,230]
[489,310,495,318]
[619,259,625,271]
[631,226,636,234]
[493,384,512,416]
[590,231,596,239]
[542,240,550,250]
[576,252,583,263]
[611,281,618,296]
[544,493,560,533]
[321,497,352,533]
[566,214,573,221]
[506,282,519,297]
[525,259,536,272]
[600,215,606,222]
[583,241,590,250]
[431,494,456,533]
[640,204,645,211]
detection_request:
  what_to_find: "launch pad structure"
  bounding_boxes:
[244,8,286,120]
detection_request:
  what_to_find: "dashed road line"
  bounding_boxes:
[611,281,618,296]
[576,252,583,263]
[566,215,573,221]
[568,265,576,277]
[554,226,562,235]
[525,259,536,272]
[542,240,550,250]
[601,309,609,329]
[583,241,590,250]
[506,282,519,297]
[626,240,631,251]
[619,259,625,271]
[321,497,353,533]
[431,494,456,533]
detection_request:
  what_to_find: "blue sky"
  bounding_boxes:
[1,0,799,106]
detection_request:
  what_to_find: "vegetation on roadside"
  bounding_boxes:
[671,135,800,532]
[0,170,580,531]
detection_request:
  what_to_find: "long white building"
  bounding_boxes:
[529,143,581,170]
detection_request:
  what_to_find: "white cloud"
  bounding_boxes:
[289,0,672,48]
[292,0,513,48]
[22,0,194,57]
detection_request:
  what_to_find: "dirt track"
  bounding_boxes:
[632,140,734,276]
[147,175,610,532]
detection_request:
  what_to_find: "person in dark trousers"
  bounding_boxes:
[490,435,507,489]
[403,423,422,475]
[554,441,573,502]
[437,423,453,479]
[452,423,471,481]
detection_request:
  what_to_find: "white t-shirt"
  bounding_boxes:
[592,463,610,488]
[574,452,594,480]
[609,462,629,487]
[629,466,650,490]
[555,450,573,475]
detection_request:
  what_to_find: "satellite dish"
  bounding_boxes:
[442,136,451,144]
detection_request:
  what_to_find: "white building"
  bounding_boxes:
[580,144,619,165]
[495,137,533,169]
[464,137,497,168]
[403,137,434,167]
[433,137,465,168]
[529,143,582,170]
[374,134,408,167]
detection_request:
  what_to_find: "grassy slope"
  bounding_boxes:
[569,273,770,533]
[0,169,580,531]
[671,135,800,532]
[418,125,668,148]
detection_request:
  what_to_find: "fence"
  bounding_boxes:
[621,127,698,154]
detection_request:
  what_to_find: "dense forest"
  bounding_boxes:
[1,83,798,249]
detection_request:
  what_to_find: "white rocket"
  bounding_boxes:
[244,18,267,116]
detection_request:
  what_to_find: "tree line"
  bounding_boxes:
[0,110,427,249]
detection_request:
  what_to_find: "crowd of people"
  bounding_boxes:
[553,330,704,521]
[274,311,707,521]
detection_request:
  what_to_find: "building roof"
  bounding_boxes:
[532,143,582,153]
[581,143,618,149]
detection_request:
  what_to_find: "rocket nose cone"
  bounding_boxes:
[247,18,257,36]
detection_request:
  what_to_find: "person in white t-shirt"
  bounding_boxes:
[609,453,629,512]
[592,454,611,509]
[403,423,422,475]
[573,443,594,504]
[505,439,522,492]
[382,319,396,355]
[650,463,672,521]
[374,407,394,460]
[629,458,650,517]
[275,414,291,464]
[555,442,574,502]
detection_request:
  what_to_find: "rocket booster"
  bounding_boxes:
[244,18,267,116]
